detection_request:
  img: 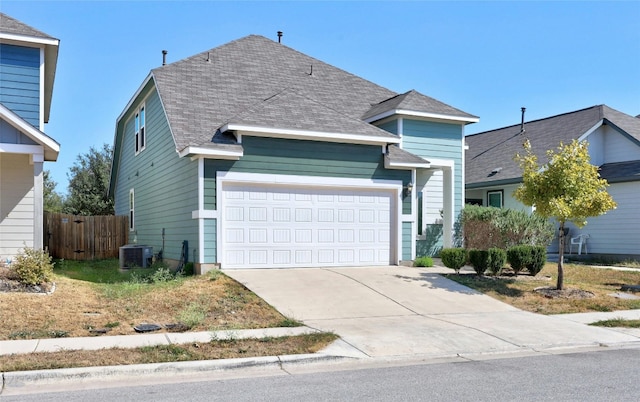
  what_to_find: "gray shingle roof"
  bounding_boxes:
[225,88,397,140]
[0,13,56,39]
[599,160,640,183]
[387,144,430,166]
[362,89,478,122]
[466,105,640,187]
[150,35,475,151]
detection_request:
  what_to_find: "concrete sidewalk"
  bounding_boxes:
[0,326,320,356]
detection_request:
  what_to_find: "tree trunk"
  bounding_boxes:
[557,222,565,290]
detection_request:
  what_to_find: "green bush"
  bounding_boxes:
[487,248,506,276]
[11,247,55,285]
[507,245,532,275]
[414,256,434,267]
[461,205,554,250]
[527,246,547,276]
[440,248,467,274]
[468,249,490,276]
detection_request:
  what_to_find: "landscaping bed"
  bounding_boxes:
[446,262,640,314]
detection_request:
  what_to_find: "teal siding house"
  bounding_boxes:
[109,35,477,272]
[0,14,60,260]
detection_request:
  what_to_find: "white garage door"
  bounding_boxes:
[221,183,394,268]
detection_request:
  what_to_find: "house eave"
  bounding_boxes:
[384,158,430,170]
[178,145,244,160]
[0,103,59,161]
[466,178,522,189]
[221,123,401,146]
[364,109,479,125]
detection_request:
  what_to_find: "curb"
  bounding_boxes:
[1,353,354,394]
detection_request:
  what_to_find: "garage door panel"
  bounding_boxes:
[222,183,394,268]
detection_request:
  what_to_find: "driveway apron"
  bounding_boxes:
[225,266,640,359]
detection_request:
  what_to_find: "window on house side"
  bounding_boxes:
[129,189,135,231]
[134,104,146,154]
[487,190,503,208]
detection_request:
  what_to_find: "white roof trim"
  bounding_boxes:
[221,123,400,146]
[178,145,243,160]
[365,109,479,124]
[116,73,154,123]
[0,103,59,160]
[0,33,59,47]
[384,158,430,170]
[578,119,604,142]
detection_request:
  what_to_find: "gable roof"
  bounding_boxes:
[466,105,640,187]
[0,102,59,161]
[362,89,479,124]
[146,35,475,152]
[0,13,59,124]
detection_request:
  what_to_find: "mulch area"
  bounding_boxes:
[533,286,595,299]
[0,267,55,294]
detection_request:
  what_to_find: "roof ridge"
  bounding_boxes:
[0,12,56,39]
[467,105,603,137]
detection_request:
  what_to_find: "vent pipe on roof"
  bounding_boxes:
[520,107,526,134]
[162,50,168,66]
[277,31,283,43]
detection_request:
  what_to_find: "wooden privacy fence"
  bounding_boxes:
[44,212,129,260]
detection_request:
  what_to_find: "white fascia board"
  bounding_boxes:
[0,103,59,158]
[0,33,59,47]
[426,158,454,169]
[384,158,430,170]
[221,124,400,146]
[365,109,479,125]
[116,74,154,123]
[577,120,604,142]
[0,143,44,155]
[178,146,243,160]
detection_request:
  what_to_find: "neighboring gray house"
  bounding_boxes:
[466,105,640,258]
[109,35,478,271]
[0,13,60,260]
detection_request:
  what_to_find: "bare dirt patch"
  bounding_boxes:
[533,287,595,299]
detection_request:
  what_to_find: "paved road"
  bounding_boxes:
[5,348,640,401]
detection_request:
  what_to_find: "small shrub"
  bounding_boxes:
[507,245,532,275]
[183,262,195,276]
[468,249,490,276]
[11,247,55,285]
[440,248,467,274]
[527,246,547,276]
[414,256,434,267]
[150,267,175,283]
[487,248,506,276]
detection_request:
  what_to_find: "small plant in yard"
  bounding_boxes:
[414,256,434,267]
[278,317,303,327]
[527,246,547,276]
[149,267,175,283]
[177,301,208,329]
[590,318,640,328]
[507,245,532,275]
[440,248,467,274]
[487,248,506,276]
[468,249,490,276]
[12,247,54,285]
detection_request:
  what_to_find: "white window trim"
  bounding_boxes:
[129,188,135,231]
[134,103,146,155]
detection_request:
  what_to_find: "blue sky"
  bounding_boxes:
[3,0,639,194]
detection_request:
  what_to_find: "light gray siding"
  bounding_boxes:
[0,153,35,257]
[0,44,40,127]
[402,222,412,260]
[113,87,198,262]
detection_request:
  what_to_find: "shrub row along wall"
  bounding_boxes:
[44,212,129,260]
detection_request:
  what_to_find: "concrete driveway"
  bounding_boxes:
[225,266,640,359]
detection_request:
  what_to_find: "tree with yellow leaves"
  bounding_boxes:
[514,139,616,290]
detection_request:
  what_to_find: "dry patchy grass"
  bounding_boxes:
[447,262,640,314]
[0,264,293,340]
[0,333,338,372]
